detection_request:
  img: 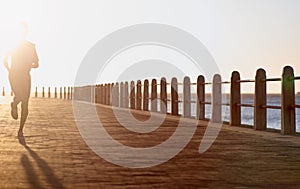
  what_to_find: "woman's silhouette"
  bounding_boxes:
[3,22,39,137]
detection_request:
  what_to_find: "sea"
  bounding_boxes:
[165,94,300,132]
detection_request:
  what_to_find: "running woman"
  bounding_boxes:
[3,23,39,137]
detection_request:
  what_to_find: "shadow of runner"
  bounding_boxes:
[21,154,46,189]
[19,137,66,189]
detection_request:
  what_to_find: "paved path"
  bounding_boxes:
[0,97,300,188]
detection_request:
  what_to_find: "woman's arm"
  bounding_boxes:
[31,45,39,69]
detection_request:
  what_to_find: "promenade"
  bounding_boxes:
[0,97,300,188]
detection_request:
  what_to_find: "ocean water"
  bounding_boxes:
[162,94,300,132]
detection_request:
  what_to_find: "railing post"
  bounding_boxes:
[171,77,178,116]
[60,87,62,99]
[124,82,129,108]
[108,83,114,106]
[160,77,167,113]
[104,84,107,104]
[48,87,51,98]
[136,80,142,110]
[112,82,119,107]
[35,87,38,98]
[63,87,66,99]
[183,76,191,117]
[197,75,205,120]
[254,68,266,130]
[230,71,241,126]
[151,79,157,112]
[130,81,135,109]
[105,84,109,105]
[120,82,124,108]
[11,91,13,96]
[54,87,57,98]
[98,85,101,104]
[101,84,105,104]
[212,74,222,123]
[94,85,98,103]
[2,87,5,96]
[42,87,45,98]
[143,80,149,111]
[281,66,295,135]
[68,87,70,100]
[71,87,73,100]
[103,84,106,104]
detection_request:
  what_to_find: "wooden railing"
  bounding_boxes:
[73,66,300,135]
[1,86,73,100]
[2,66,298,135]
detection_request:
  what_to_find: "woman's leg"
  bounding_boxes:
[18,99,29,136]
[18,74,31,136]
[9,71,31,136]
[9,72,22,119]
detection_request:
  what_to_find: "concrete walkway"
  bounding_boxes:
[0,97,300,188]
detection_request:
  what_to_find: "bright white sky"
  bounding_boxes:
[0,0,299,93]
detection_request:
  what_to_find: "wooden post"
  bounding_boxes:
[106,84,110,105]
[102,84,106,105]
[104,84,107,105]
[94,85,98,103]
[112,83,119,107]
[42,87,45,98]
[2,87,5,96]
[48,87,51,98]
[60,87,62,99]
[160,77,167,113]
[136,80,142,110]
[109,84,113,105]
[197,75,205,120]
[101,84,105,104]
[124,82,129,108]
[120,82,124,108]
[230,71,241,126]
[35,87,38,98]
[71,87,73,100]
[98,85,101,104]
[54,87,57,98]
[151,79,158,112]
[254,68,266,130]
[68,87,71,99]
[143,80,149,111]
[171,77,178,116]
[64,87,66,99]
[212,74,222,123]
[104,84,107,104]
[281,66,295,134]
[183,76,191,117]
[130,81,135,109]
[98,85,101,103]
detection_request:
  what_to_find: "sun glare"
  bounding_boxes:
[0,21,27,56]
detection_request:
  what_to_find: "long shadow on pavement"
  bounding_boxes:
[19,137,66,189]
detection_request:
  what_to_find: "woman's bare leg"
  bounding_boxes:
[18,100,29,137]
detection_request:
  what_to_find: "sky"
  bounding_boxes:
[0,0,299,93]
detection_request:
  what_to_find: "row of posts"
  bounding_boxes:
[1,86,73,100]
[34,86,73,99]
[92,76,221,122]
[89,66,298,135]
